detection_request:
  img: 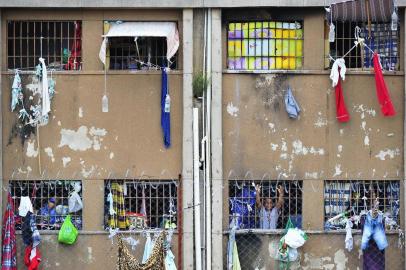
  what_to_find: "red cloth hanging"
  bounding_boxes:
[1,193,17,270]
[373,53,396,117]
[64,21,82,70]
[335,73,350,122]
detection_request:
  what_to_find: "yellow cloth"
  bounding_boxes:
[232,241,241,270]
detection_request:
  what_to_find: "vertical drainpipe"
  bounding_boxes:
[193,108,202,270]
[205,7,213,270]
[404,7,406,270]
[0,9,3,237]
[211,8,223,270]
[182,8,195,270]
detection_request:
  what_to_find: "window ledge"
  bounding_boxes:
[223,69,405,76]
[1,70,184,76]
[223,229,401,235]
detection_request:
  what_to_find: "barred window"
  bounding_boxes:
[227,21,303,70]
[108,37,177,70]
[7,21,82,70]
[327,22,399,70]
[9,180,83,230]
[228,180,303,230]
[104,180,178,230]
[324,180,400,230]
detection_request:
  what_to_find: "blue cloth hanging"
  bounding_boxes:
[161,68,171,148]
[284,87,301,119]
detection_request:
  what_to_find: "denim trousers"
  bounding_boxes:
[361,212,388,251]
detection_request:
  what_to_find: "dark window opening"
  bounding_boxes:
[108,37,177,70]
[9,180,83,230]
[7,21,82,70]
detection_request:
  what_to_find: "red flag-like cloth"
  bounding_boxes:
[373,53,396,117]
[1,193,17,270]
[335,73,350,122]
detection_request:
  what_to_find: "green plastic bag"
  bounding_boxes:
[58,215,78,245]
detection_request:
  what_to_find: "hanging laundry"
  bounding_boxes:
[232,239,241,270]
[108,182,129,229]
[345,219,353,252]
[68,182,83,213]
[11,71,22,112]
[19,196,34,217]
[161,68,171,148]
[334,75,350,122]
[142,233,154,263]
[1,193,17,270]
[64,21,82,70]
[24,245,41,270]
[117,232,166,270]
[373,53,396,117]
[361,214,385,270]
[330,59,350,122]
[227,228,236,270]
[38,58,50,117]
[284,87,301,119]
[48,79,56,99]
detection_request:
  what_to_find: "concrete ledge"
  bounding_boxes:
[2,0,406,8]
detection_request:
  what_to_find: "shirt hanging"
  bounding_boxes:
[284,87,301,119]
[161,68,171,148]
[1,193,17,270]
[373,53,396,117]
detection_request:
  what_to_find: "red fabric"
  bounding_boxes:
[335,73,350,122]
[1,193,17,270]
[24,245,41,270]
[373,53,396,117]
[65,21,82,70]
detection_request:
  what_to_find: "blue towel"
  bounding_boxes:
[284,87,301,119]
[161,68,171,148]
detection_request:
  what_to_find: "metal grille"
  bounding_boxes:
[104,180,178,230]
[7,20,82,70]
[9,180,83,230]
[327,22,399,70]
[108,37,177,70]
[227,21,304,70]
[324,180,400,230]
[228,180,303,230]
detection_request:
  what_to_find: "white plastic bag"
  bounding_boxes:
[68,182,83,213]
[284,228,307,249]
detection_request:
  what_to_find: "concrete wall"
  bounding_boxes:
[221,8,406,270]
[2,8,184,270]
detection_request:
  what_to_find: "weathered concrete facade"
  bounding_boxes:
[0,3,405,270]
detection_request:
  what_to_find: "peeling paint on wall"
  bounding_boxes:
[334,249,348,270]
[333,164,342,177]
[292,140,324,156]
[62,157,71,167]
[314,112,328,128]
[79,107,84,118]
[110,152,114,159]
[59,126,107,151]
[44,147,55,163]
[375,148,400,160]
[26,139,38,158]
[227,102,239,117]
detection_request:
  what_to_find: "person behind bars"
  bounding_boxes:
[255,185,284,229]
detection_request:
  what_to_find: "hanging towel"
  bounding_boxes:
[1,193,17,270]
[161,68,171,148]
[11,72,22,112]
[227,229,236,270]
[39,58,50,117]
[19,196,34,217]
[108,182,129,229]
[232,239,242,270]
[284,87,301,119]
[335,73,350,123]
[345,220,353,252]
[142,232,154,263]
[165,249,177,270]
[330,58,346,87]
[373,53,396,117]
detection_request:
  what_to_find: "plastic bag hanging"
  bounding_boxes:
[329,23,335,43]
[68,182,83,213]
[391,9,398,31]
[102,95,109,113]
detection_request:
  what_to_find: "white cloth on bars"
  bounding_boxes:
[345,219,353,252]
[68,182,83,213]
[99,22,179,64]
[18,196,34,217]
[39,58,50,116]
[329,58,346,87]
[142,233,154,264]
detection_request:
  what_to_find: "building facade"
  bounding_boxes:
[0,1,406,269]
